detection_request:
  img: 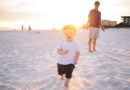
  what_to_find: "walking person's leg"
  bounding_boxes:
[88,27,94,52]
[93,38,97,52]
[88,38,93,52]
[93,28,99,52]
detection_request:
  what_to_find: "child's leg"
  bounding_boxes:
[60,74,65,80]
[93,38,97,51]
[88,38,93,52]
[64,64,75,88]
[57,63,65,80]
[64,78,70,88]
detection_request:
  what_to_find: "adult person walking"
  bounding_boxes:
[87,1,105,52]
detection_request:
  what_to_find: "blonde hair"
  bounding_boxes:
[62,25,76,34]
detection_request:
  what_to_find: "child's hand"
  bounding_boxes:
[74,61,78,65]
[63,50,68,55]
[57,49,68,55]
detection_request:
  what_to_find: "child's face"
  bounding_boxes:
[63,29,75,39]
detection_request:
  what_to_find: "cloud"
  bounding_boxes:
[0,0,40,21]
[113,0,130,9]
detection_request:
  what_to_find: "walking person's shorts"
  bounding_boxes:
[88,27,100,39]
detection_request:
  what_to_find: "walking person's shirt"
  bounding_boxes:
[88,9,101,28]
[57,40,80,65]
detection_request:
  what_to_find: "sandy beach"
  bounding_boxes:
[0,29,130,90]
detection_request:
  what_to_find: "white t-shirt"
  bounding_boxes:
[57,40,80,65]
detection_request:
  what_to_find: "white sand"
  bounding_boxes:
[0,29,130,90]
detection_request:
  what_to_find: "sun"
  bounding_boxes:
[30,0,94,29]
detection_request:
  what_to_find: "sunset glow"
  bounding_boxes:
[0,0,130,29]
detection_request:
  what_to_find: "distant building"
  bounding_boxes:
[102,20,110,26]
[102,20,117,26]
[121,16,130,25]
[109,21,117,26]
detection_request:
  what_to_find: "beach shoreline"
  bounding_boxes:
[0,29,130,90]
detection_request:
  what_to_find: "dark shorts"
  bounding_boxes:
[57,63,75,79]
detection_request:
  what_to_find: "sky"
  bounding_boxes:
[0,0,130,29]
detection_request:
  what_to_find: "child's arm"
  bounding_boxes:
[74,52,80,65]
[57,49,68,55]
